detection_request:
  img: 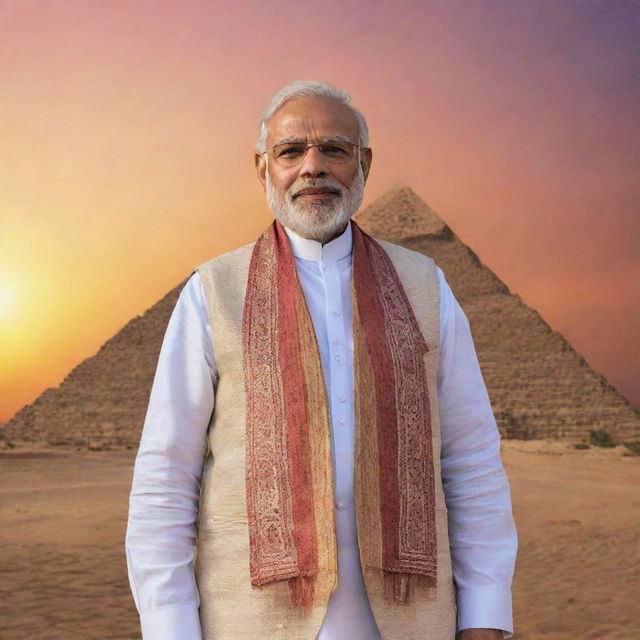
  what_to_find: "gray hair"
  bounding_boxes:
[255,80,369,153]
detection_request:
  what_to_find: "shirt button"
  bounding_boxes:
[331,309,340,317]
[336,500,346,510]
[338,394,346,402]
[334,355,342,362]
[333,338,341,345]
[338,417,347,425]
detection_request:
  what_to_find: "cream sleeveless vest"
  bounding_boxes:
[193,237,456,640]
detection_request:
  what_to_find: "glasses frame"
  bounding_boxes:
[264,139,362,167]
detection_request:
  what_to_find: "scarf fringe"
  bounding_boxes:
[383,571,438,604]
[288,574,316,609]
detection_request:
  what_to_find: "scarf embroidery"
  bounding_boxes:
[242,219,436,608]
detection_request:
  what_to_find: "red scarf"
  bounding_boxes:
[242,219,436,607]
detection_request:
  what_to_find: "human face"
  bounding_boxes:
[256,97,372,243]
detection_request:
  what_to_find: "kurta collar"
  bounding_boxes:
[283,221,353,262]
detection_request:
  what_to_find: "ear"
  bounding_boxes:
[255,152,267,191]
[361,147,373,183]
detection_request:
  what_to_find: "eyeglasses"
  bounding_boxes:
[265,140,361,167]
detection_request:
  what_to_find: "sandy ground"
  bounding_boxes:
[0,441,638,640]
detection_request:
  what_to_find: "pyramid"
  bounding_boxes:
[354,186,640,443]
[2,186,638,449]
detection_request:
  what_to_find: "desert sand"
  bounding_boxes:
[0,441,638,640]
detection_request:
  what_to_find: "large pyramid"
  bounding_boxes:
[2,186,638,449]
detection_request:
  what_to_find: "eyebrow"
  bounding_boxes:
[271,134,356,147]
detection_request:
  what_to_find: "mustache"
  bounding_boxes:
[290,178,344,199]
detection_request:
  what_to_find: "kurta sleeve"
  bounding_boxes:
[125,271,216,640]
[436,266,518,638]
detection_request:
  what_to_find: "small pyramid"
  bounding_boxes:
[2,186,638,449]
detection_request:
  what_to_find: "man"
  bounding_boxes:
[125,81,517,640]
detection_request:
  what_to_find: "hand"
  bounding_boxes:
[457,629,503,640]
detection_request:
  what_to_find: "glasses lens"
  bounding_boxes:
[317,142,354,163]
[273,143,307,166]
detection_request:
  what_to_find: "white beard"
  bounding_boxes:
[265,162,365,244]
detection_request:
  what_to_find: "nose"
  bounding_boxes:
[298,145,329,178]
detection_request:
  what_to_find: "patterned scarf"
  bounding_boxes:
[242,219,436,608]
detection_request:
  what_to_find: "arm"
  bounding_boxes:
[125,272,216,640]
[436,267,518,639]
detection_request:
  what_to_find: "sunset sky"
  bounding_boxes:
[1,0,639,422]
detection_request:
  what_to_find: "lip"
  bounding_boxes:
[294,187,340,198]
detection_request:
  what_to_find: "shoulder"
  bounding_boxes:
[372,236,437,279]
[192,239,258,309]
[372,235,450,319]
[374,236,435,266]
[194,240,257,291]
[194,240,257,276]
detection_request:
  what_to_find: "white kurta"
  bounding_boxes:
[125,221,518,640]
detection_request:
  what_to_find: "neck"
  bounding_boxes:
[285,220,351,246]
[321,221,349,245]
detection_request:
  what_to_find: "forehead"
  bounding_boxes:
[266,97,359,146]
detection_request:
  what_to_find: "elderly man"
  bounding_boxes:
[125,81,517,640]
